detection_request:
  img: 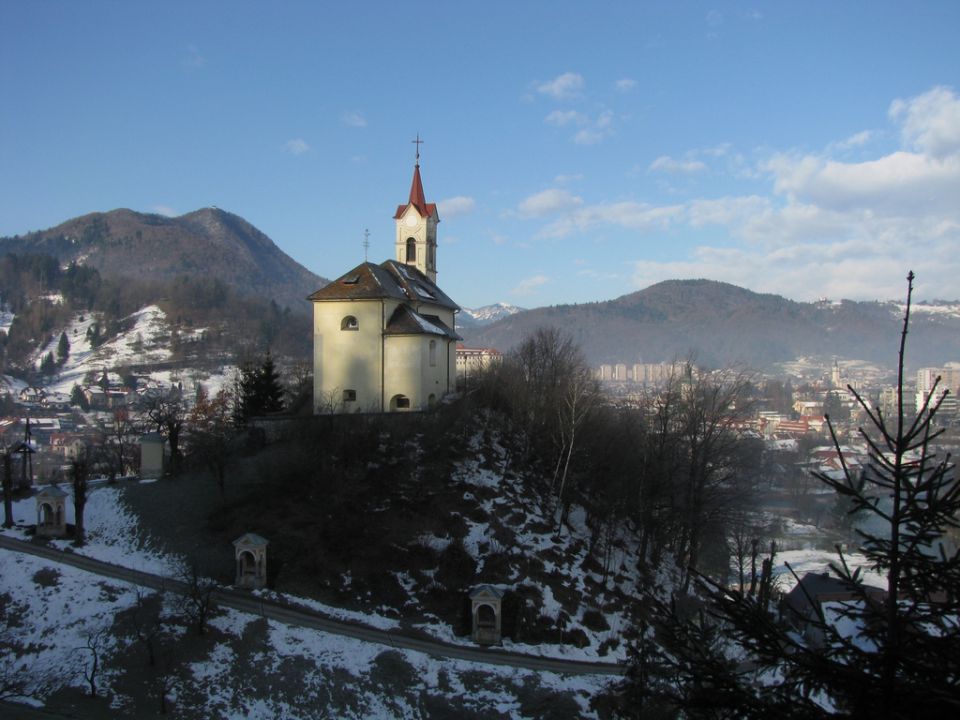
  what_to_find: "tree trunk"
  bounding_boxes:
[2,454,13,529]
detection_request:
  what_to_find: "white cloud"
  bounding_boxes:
[545,110,587,126]
[615,78,637,93]
[889,85,960,159]
[829,130,875,152]
[152,205,177,217]
[574,128,605,146]
[554,173,584,184]
[649,155,707,174]
[511,274,550,296]
[566,110,617,145]
[283,138,310,156]
[765,150,960,215]
[437,196,476,218]
[687,196,769,228]
[341,111,367,128]
[537,72,584,100]
[542,201,683,238]
[706,9,724,26]
[702,143,732,157]
[518,189,583,218]
[181,44,205,69]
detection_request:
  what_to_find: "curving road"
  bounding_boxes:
[0,535,625,677]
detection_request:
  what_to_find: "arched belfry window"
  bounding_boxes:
[406,238,416,263]
[341,315,359,331]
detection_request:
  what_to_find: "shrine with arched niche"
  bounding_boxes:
[233,532,269,589]
[469,585,504,645]
[36,485,68,538]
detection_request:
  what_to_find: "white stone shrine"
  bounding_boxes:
[233,532,269,589]
[36,485,68,538]
[469,584,504,646]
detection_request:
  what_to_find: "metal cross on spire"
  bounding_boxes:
[362,228,370,261]
[411,133,424,164]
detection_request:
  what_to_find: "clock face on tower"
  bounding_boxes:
[405,214,418,227]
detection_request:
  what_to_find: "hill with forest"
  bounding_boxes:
[461,279,960,371]
[0,208,327,312]
[0,208,329,381]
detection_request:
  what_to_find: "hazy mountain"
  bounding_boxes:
[0,208,327,311]
[461,279,960,371]
[458,303,525,329]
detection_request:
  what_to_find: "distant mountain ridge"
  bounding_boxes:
[458,303,525,329]
[462,279,960,371]
[0,208,327,311]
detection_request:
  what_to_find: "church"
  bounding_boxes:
[309,157,461,413]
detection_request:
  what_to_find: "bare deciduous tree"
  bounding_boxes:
[76,627,109,697]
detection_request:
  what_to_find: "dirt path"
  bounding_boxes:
[0,535,624,678]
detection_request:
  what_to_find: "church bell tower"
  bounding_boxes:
[394,136,439,282]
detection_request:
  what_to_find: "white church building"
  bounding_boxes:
[309,159,461,413]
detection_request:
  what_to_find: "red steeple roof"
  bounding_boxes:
[394,163,439,220]
[409,163,427,210]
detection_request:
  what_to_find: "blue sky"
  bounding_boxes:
[2,1,959,309]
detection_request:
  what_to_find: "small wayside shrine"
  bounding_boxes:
[233,532,269,589]
[36,485,68,538]
[470,584,504,646]
[309,139,462,414]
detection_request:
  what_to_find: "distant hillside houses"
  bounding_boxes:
[0,375,189,485]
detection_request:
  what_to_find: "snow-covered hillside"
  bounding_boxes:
[34,306,171,394]
[896,300,960,320]
[24,304,235,397]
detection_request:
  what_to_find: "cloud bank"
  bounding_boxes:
[520,86,960,301]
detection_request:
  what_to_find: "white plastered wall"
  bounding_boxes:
[314,299,393,413]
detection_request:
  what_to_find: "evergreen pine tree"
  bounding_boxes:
[255,351,284,414]
[57,331,70,363]
[39,351,56,376]
[233,354,284,425]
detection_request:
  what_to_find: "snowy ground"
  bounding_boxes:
[773,548,886,593]
[1,483,614,717]
[2,484,181,577]
[0,550,145,706]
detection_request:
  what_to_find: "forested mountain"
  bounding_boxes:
[0,208,327,312]
[0,253,311,379]
[461,279,960,371]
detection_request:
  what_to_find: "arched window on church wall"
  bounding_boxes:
[406,238,416,263]
[429,340,437,367]
[341,316,359,331]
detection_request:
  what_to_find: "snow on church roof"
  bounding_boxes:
[384,305,461,340]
